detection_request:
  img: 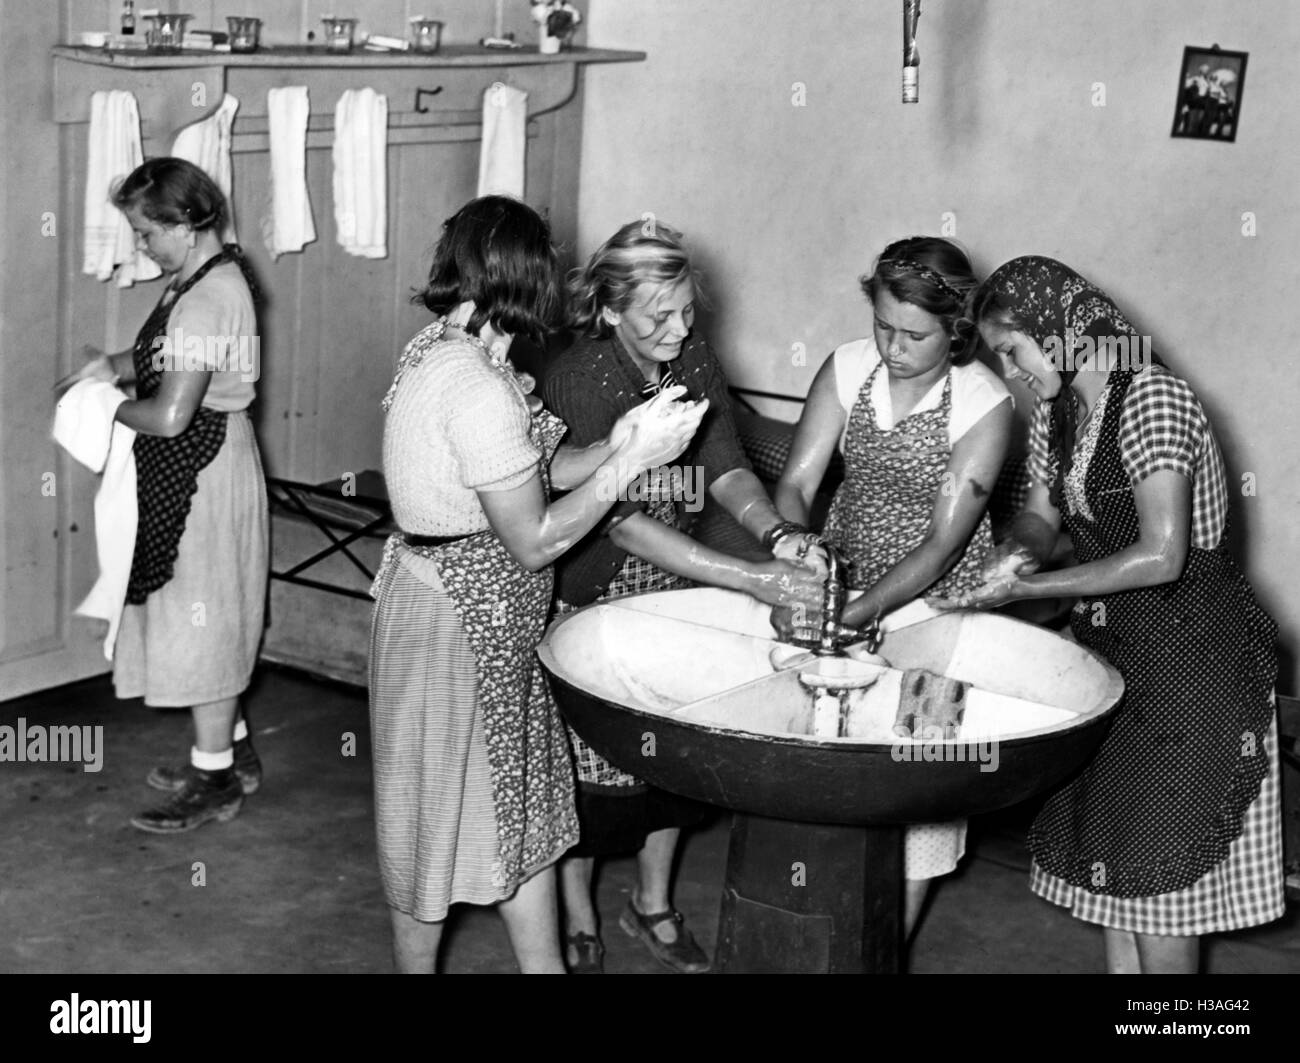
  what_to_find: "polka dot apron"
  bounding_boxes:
[823,362,992,597]
[127,249,234,604]
[1028,369,1278,897]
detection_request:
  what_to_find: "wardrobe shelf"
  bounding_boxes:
[52,43,645,153]
[51,43,645,70]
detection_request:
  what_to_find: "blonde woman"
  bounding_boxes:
[543,219,824,973]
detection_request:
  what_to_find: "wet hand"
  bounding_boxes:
[770,603,796,641]
[772,532,830,575]
[980,540,1038,581]
[769,601,824,643]
[615,387,708,471]
[54,346,116,395]
[608,386,694,448]
[926,573,1023,612]
[750,558,824,609]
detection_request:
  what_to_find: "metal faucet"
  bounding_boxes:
[815,546,881,657]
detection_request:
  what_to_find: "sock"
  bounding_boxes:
[192,746,235,772]
[233,718,249,743]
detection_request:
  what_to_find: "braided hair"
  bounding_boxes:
[860,236,979,364]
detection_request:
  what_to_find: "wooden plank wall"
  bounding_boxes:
[0,0,111,696]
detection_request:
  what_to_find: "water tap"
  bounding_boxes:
[815,546,880,657]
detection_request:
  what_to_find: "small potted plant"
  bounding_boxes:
[530,1,581,54]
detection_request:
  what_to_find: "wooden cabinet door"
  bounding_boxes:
[0,0,110,701]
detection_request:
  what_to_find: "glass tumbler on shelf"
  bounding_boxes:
[227,16,262,54]
[144,12,194,53]
[321,16,358,54]
[409,17,444,54]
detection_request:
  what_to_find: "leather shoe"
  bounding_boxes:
[618,901,710,974]
[564,931,604,974]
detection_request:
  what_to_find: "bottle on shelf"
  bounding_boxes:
[902,0,920,104]
[121,0,136,36]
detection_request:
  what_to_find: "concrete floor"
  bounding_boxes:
[2,667,1297,975]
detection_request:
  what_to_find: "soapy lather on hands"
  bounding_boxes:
[926,539,1039,611]
[606,384,708,470]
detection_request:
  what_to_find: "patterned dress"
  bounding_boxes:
[1026,366,1282,933]
[976,255,1282,936]
[823,361,993,879]
[369,323,578,921]
[544,343,734,855]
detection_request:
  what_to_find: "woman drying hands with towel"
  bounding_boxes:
[57,157,269,834]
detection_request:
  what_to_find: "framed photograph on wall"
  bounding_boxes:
[1172,46,1247,142]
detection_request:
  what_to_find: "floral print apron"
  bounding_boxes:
[823,362,991,597]
[374,361,578,892]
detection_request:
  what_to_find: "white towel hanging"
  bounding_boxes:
[172,92,240,244]
[262,87,318,259]
[83,90,161,287]
[477,82,528,199]
[332,88,388,259]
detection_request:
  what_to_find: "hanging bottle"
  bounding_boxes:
[121,0,136,36]
[902,0,921,104]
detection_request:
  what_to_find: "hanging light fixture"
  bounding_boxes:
[903,0,922,103]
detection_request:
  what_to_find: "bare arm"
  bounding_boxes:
[548,438,614,491]
[114,367,211,437]
[709,467,793,546]
[841,397,1013,627]
[1015,470,1190,598]
[107,349,137,385]
[773,353,844,526]
[942,470,1192,611]
[546,385,692,491]
[607,511,823,608]
[477,401,705,572]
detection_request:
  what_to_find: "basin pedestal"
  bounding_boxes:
[716,814,902,974]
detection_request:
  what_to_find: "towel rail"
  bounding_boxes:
[413,86,444,112]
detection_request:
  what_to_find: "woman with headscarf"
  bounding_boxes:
[953,255,1282,973]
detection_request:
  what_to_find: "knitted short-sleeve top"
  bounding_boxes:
[383,324,542,536]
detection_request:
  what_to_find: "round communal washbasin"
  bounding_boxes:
[538,587,1124,974]
[537,588,1124,827]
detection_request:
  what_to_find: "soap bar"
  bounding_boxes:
[894,668,967,740]
[363,33,410,51]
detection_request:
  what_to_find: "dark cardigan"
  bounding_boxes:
[542,332,752,606]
